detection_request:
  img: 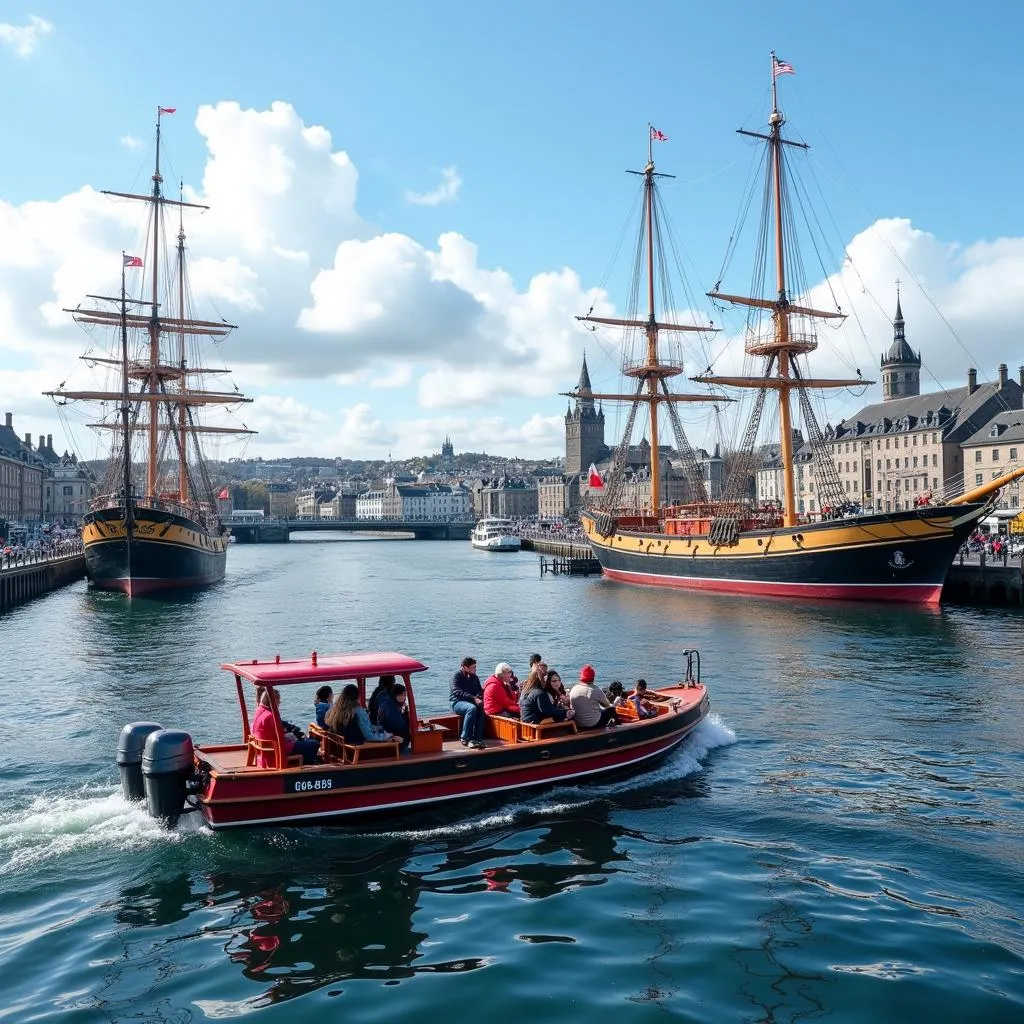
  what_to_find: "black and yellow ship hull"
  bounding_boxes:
[580,502,987,604]
[82,505,228,597]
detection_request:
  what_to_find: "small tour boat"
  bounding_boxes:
[116,650,710,830]
[471,518,521,551]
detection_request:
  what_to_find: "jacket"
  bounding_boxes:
[450,669,483,705]
[520,687,567,725]
[483,674,520,716]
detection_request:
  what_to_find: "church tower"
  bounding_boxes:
[565,353,605,475]
[440,435,454,472]
[880,288,921,401]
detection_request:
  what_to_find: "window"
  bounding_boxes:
[913,478,918,491]
[885,438,890,450]
[932,433,938,444]
[1011,448,1018,460]
[845,480,850,492]
[913,434,918,446]
[853,480,859,492]
[62,485,73,496]
[975,474,983,486]
[853,460,858,471]
[933,478,938,489]
[877,459,882,471]
[904,457,909,469]
[932,454,937,467]
[904,479,910,491]
[912,456,918,468]
[975,451,982,463]
[886,459,891,470]
[992,449,1000,462]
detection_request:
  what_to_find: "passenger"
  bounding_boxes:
[367,674,396,726]
[313,685,334,729]
[450,656,486,749]
[544,667,569,708]
[253,686,321,766]
[377,682,411,748]
[605,680,627,707]
[483,663,521,718]
[520,671,569,725]
[570,665,619,730]
[326,683,396,746]
[630,679,659,719]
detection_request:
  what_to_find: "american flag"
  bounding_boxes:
[650,126,668,142]
[773,57,795,78]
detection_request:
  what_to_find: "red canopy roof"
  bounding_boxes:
[221,651,429,685]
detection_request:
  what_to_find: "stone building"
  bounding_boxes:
[267,483,297,519]
[880,291,921,401]
[0,412,43,526]
[475,476,538,519]
[38,439,94,524]
[564,354,606,477]
[960,408,1024,512]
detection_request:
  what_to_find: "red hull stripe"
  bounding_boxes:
[93,575,220,597]
[201,729,692,829]
[601,566,943,604]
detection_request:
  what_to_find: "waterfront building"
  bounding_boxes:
[296,486,334,519]
[476,476,539,518]
[0,413,43,526]
[960,408,1024,512]
[267,483,297,519]
[355,489,387,520]
[564,354,606,477]
[38,439,95,524]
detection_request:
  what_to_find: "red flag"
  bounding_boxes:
[123,254,143,267]
[159,107,176,114]
[650,126,668,142]
[588,463,604,489]
[217,487,229,500]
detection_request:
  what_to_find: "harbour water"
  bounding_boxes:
[0,537,1022,1022]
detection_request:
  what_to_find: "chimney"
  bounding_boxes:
[3,412,10,428]
[967,368,978,394]
[998,363,1008,388]
[24,433,31,448]
[1019,365,1024,389]
[47,434,53,450]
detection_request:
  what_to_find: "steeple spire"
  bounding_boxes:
[577,351,593,394]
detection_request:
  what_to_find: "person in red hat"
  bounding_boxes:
[569,664,619,730]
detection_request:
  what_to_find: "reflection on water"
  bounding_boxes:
[105,809,632,1009]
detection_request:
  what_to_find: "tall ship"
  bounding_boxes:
[573,56,1024,604]
[45,107,253,596]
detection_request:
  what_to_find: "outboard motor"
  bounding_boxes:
[116,722,164,802]
[142,729,195,827]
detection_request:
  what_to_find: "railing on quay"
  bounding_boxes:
[1,540,85,572]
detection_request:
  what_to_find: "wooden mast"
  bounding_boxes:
[567,127,726,516]
[698,52,860,528]
[146,106,165,500]
[176,181,189,504]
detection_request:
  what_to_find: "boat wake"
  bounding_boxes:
[0,784,208,875]
[371,713,737,842]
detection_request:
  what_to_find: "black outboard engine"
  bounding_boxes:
[142,729,195,827]
[117,722,164,802]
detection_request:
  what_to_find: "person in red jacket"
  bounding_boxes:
[483,662,521,718]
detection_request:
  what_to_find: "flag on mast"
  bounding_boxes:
[158,106,176,114]
[588,463,604,489]
[217,487,230,500]
[773,57,795,78]
[650,126,668,142]
[123,254,143,267]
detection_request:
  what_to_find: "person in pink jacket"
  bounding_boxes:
[483,662,521,718]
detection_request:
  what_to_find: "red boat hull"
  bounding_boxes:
[194,690,709,829]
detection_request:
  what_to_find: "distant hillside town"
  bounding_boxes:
[4,300,1023,536]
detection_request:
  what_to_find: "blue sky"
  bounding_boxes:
[2,1,1023,461]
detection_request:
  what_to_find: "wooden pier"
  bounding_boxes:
[539,555,603,577]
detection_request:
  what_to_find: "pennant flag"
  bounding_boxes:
[650,126,668,142]
[773,57,795,78]
[217,487,230,500]
[123,254,143,267]
[588,463,604,489]
[158,106,176,114]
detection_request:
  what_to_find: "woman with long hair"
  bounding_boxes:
[326,683,395,746]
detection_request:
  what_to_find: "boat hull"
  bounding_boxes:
[194,688,709,829]
[82,505,227,597]
[580,503,986,604]
[471,537,521,551]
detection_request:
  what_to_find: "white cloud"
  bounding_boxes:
[119,135,143,152]
[0,14,53,56]
[4,99,1024,460]
[405,166,462,206]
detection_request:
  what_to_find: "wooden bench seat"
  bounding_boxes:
[486,715,520,743]
[310,723,401,764]
[246,735,302,769]
[519,719,578,741]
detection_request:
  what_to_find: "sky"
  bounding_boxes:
[2,1,1023,463]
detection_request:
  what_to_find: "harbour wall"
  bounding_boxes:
[0,552,87,614]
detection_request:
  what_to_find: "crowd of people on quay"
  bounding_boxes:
[1,527,83,568]
[958,530,1023,563]
[248,653,663,766]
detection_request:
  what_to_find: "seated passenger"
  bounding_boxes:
[570,665,619,730]
[367,674,396,725]
[630,679,659,719]
[483,662,521,718]
[326,683,396,746]
[252,686,321,766]
[604,680,627,707]
[519,672,569,725]
[377,682,411,748]
[545,668,570,708]
[313,684,334,729]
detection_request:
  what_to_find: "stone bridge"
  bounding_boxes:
[224,516,473,543]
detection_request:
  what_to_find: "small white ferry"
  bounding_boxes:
[471,518,521,552]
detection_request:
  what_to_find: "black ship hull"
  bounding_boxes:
[581,502,986,604]
[82,505,227,597]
